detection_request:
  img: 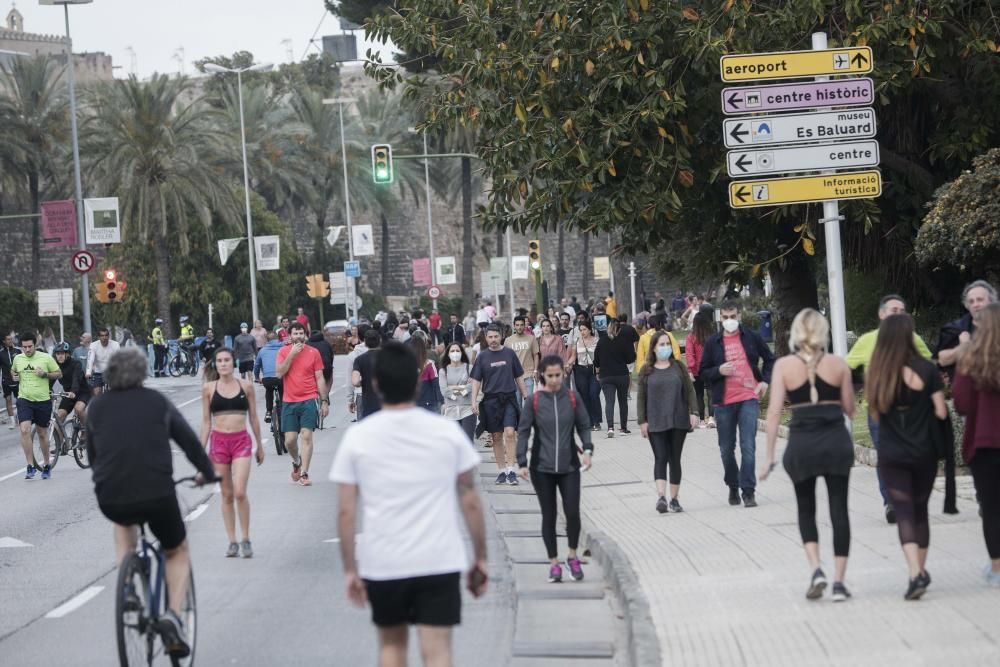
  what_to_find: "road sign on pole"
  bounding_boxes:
[344,260,361,278]
[428,285,441,299]
[71,249,95,274]
[720,46,872,82]
[720,78,874,115]
[723,108,876,149]
[726,140,880,178]
[728,170,882,209]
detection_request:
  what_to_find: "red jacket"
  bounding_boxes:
[952,370,1000,463]
[685,335,705,378]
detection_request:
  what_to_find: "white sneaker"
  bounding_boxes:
[7,416,14,430]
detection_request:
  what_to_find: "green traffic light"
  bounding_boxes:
[376,168,389,180]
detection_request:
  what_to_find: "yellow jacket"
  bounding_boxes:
[635,328,681,373]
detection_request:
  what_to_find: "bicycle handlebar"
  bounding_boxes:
[175,473,220,487]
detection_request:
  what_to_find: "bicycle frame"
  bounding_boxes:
[137,527,167,627]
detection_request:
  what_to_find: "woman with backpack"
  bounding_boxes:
[517,355,593,583]
[439,342,476,440]
[866,313,948,600]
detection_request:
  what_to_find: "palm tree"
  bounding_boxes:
[81,74,239,337]
[0,56,69,289]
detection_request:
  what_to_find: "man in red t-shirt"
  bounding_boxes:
[277,322,329,486]
[428,309,442,346]
[295,307,311,335]
[277,316,291,344]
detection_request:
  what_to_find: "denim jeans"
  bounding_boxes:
[572,366,602,428]
[520,377,535,409]
[714,399,759,492]
[868,415,890,505]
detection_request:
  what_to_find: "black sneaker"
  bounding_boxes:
[619,428,631,435]
[264,412,272,424]
[156,609,191,658]
[728,487,740,506]
[806,568,828,599]
[506,470,518,485]
[918,569,931,589]
[656,496,669,514]
[885,505,897,524]
[831,582,851,602]
[742,491,757,508]
[495,472,507,485]
[669,498,683,513]
[904,576,927,600]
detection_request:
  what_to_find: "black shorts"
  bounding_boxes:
[364,572,461,627]
[238,360,254,374]
[16,398,52,427]
[481,394,519,433]
[2,380,16,398]
[58,393,90,413]
[99,495,186,551]
[88,373,104,390]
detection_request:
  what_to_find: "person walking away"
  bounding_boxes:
[569,320,602,431]
[330,341,489,667]
[760,309,855,601]
[393,320,412,343]
[87,348,217,658]
[87,328,120,396]
[517,355,593,583]
[699,300,774,508]
[866,313,947,600]
[470,325,528,485]
[307,327,334,399]
[595,319,634,437]
[2,333,22,429]
[505,315,540,401]
[462,312,476,342]
[249,319,269,350]
[846,294,933,524]
[637,331,698,513]
[413,337,442,413]
[148,319,167,378]
[200,348,264,557]
[686,312,715,429]
[635,314,681,374]
[12,332,61,478]
[253,333,284,424]
[951,302,1000,587]
[605,292,617,319]
[345,324,370,419]
[440,343,476,440]
[443,313,467,349]
[935,280,997,380]
[233,323,258,382]
[475,301,491,330]
[276,322,329,486]
[352,329,382,420]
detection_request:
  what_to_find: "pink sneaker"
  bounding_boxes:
[566,557,584,581]
[298,472,312,486]
[547,564,562,583]
[291,459,302,482]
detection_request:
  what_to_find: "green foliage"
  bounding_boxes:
[0,288,45,336]
[842,268,887,334]
[914,147,1000,282]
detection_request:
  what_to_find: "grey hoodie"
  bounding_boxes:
[517,385,593,473]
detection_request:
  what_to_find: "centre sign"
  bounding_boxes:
[727,140,880,178]
[720,78,874,115]
[723,108,876,149]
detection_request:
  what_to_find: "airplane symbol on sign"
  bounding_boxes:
[834,53,849,69]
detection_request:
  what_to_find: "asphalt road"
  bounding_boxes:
[0,357,514,665]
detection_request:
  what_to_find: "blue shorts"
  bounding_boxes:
[16,398,52,428]
[282,399,318,433]
[481,394,519,433]
[88,373,104,390]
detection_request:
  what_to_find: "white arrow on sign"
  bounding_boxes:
[723,108,876,149]
[727,140,880,178]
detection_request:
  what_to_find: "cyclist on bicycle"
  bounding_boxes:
[12,331,61,479]
[86,328,120,396]
[51,342,90,429]
[253,332,283,424]
[87,348,217,659]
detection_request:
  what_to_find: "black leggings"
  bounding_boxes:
[692,376,713,420]
[649,430,686,485]
[262,377,283,414]
[600,375,629,430]
[530,470,581,559]
[879,459,937,548]
[970,449,1000,559]
[793,474,851,557]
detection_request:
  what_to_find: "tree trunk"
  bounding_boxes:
[581,233,590,302]
[461,157,474,312]
[380,212,390,295]
[30,171,40,291]
[152,233,174,338]
[556,225,565,301]
[769,255,819,356]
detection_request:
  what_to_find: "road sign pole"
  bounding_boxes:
[58,290,65,343]
[813,32,848,357]
[628,261,637,321]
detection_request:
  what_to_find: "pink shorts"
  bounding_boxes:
[209,430,252,465]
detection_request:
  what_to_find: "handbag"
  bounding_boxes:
[931,412,958,514]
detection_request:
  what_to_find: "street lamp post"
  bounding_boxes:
[322,97,358,320]
[408,128,438,310]
[203,61,273,324]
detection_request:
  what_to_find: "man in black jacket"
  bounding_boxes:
[699,301,774,508]
[935,279,997,381]
[443,313,467,348]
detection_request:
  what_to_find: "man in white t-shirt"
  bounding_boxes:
[330,341,488,665]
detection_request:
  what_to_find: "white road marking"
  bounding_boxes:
[0,536,33,548]
[184,502,210,522]
[45,586,105,618]
[0,468,26,482]
[177,395,201,408]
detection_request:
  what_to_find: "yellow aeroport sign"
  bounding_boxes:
[729,170,882,209]
[720,47,873,82]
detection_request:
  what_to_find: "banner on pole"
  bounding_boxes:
[511,256,530,280]
[84,197,121,244]
[490,257,508,276]
[412,258,432,287]
[218,238,244,266]
[436,257,457,285]
[37,289,74,317]
[41,200,77,248]
[352,224,375,256]
[254,235,280,270]
[325,226,344,247]
[593,257,610,280]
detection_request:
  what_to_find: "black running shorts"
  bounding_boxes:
[99,495,186,550]
[364,572,461,627]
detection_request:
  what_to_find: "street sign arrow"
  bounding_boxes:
[851,51,868,68]
[728,170,882,209]
[720,78,874,115]
[722,108,876,149]
[726,92,743,110]
[733,185,750,203]
[720,46,874,82]
[726,140,880,178]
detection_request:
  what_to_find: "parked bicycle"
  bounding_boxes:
[167,345,197,378]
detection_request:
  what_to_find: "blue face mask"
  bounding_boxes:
[655,347,672,360]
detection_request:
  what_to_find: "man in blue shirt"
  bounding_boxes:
[253,333,285,423]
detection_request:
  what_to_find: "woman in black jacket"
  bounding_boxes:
[594,319,636,438]
[517,355,593,583]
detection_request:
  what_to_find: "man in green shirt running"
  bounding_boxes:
[846,294,932,524]
[11,331,61,479]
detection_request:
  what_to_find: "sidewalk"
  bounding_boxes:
[578,418,1000,666]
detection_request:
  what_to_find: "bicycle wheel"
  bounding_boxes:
[72,425,90,469]
[31,422,61,471]
[315,398,325,430]
[167,356,183,378]
[166,568,197,667]
[271,413,284,456]
[115,552,152,667]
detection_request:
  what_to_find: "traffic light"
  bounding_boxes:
[104,269,120,302]
[528,240,542,271]
[94,282,109,303]
[305,273,330,299]
[371,144,393,184]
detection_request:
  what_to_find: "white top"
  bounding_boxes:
[87,340,121,374]
[575,337,597,366]
[475,307,490,324]
[329,407,481,580]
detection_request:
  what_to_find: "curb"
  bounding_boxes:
[757,418,878,466]
[583,526,662,667]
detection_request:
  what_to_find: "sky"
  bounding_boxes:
[9,0,388,78]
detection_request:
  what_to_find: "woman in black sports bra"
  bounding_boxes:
[200,347,264,559]
[761,309,856,602]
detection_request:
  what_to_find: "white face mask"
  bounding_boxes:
[449,351,462,362]
[722,318,740,334]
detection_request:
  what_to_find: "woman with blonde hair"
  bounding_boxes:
[761,308,855,601]
[953,302,1000,587]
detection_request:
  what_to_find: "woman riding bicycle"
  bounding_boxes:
[87,348,217,659]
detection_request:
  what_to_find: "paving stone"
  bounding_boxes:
[513,599,615,656]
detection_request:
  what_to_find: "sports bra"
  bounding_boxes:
[210,382,249,414]
[786,354,841,404]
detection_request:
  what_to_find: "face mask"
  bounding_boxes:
[722,318,740,333]
[449,351,462,362]
[655,347,672,360]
